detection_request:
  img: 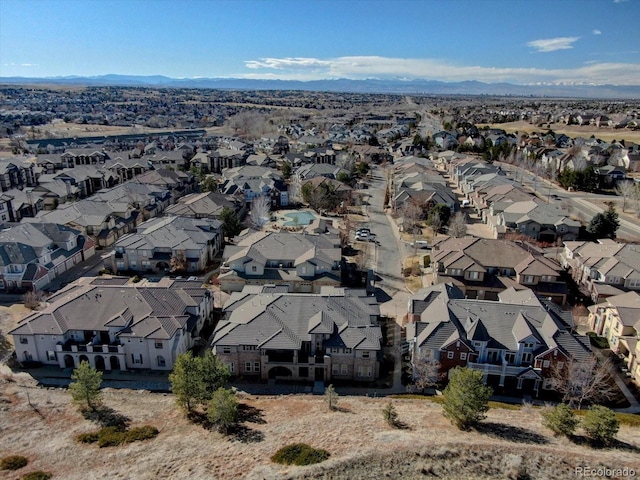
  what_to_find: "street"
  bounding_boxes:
[499,163,640,241]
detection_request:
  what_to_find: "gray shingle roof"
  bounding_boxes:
[213,289,381,352]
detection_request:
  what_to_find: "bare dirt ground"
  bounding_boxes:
[1,366,638,480]
[481,120,640,144]
[0,304,29,357]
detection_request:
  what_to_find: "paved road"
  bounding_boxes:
[356,169,412,322]
[500,163,640,241]
[45,247,113,292]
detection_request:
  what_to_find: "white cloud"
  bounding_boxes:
[527,37,580,52]
[613,0,628,3]
[241,55,640,85]
[592,29,602,35]
[20,63,38,67]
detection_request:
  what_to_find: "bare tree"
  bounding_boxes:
[340,215,354,248]
[288,180,301,205]
[249,195,270,230]
[616,180,636,213]
[23,290,47,310]
[448,211,468,238]
[170,250,187,273]
[548,357,618,410]
[355,249,369,272]
[226,111,272,139]
[412,355,442,392]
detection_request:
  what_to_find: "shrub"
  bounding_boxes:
[541,404,578,437]
[21,472,52,480]
[324,384,339,411]
[581,405,619,446]
[76,431,99,444]
[1,455,28,470]
[97,426,127,448]
[131,275,141,283]
[77,425,159,447]
[382,402,398,426]
[125,425,159,442]
[271,443,330,466]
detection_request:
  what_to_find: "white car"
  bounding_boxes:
[356,231,370,241]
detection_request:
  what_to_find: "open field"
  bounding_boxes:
[1,366,638,480]
[480,120,640,144]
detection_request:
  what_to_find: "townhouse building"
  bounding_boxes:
[9,277,212,371]
[406,283,592,395]
[212,285,381,382]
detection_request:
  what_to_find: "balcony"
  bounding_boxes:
[56,340,124,354]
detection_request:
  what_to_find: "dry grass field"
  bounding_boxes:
[480,120,640,144]
[1,365,638,480]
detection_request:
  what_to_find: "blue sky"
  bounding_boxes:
[1,0,639,85]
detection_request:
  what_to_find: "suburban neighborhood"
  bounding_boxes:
[1,84,639,479]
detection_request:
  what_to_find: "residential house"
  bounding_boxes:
[0,222,95,291]
[110,216,222,274]
[432,237,567,304]
[587,291,640,385]
[488,200,580,242]
[561,240,640,302]
[212,285,381,382]
[220,165,288,207]
[406,283,592,395]
[0,157,37,192]
[9,277,212,371]
[219,230,342,293]
[165,191,246,220]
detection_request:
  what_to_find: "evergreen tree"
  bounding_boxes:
[587,203,620,239]
[169,351,204,413]
[220,207,242,239]
[581,405,619,446]
[541,403,578,437]
[69,360,103,411]
[442,367,492,430]
[207,388,238,433]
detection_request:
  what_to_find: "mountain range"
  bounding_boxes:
[1,74,639,99]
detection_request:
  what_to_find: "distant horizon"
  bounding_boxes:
[1,0,639,86]
[2,72,639,88]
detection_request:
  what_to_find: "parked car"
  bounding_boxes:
[356,231,370,241]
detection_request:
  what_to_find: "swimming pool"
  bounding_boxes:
[283,210,317,226]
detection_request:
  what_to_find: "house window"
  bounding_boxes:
[505,353,516,364]
[131,354,143,364]
[543,360,550,368]
[254,362,260,372]
[468,271,479,280]
[557,361,564,370]
[20,337,28,344]
[523,342,535,349]
[155,340,163,349]
[242,345,256,351]
[523,275,534,284]
[357,366,372,377]
[245,362,252,373]
[227,362,235,373]
[222,347,231,354]
[362,351,370,358]
[460,352,467,361]
[341,364,348,375]
[157,355,166,367]
[251,266,257,272]
[447,351,454,360]
[522,353,532,365]
[46,351,56,362]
